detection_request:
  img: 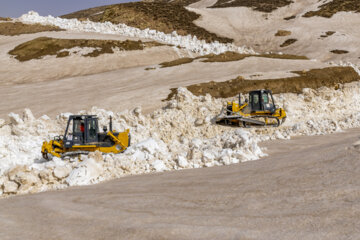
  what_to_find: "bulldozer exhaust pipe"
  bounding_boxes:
[109,116,113,132]
[238,93,241,105]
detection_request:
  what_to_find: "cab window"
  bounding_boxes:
[252,94,259,104]
[74,119,83,133]
[65,120,74,140]
[88,119,98,139]
[262,93,269,104]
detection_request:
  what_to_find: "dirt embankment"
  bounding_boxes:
[159,51,307,68]
[166,67,359,99]
[8,37,163,62]
[61,2,232,43]
[303,0,360,18]
[209,0,293,12]
[0,22,63,36]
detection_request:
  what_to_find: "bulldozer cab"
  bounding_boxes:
[63,115,99,148]
[249,90,276,113]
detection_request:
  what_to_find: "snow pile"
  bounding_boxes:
[266,82,360,139]
[59,47,101,56]
[1,81,360,197]
[17,11,254,56]
[0,109,62,175]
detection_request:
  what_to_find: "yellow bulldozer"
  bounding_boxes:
[42,115,130,160]
[216,89,287,127]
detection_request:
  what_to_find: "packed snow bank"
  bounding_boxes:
[1,81,360,197]
[18,11,254,56]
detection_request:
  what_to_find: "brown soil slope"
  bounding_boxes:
[8,37,162,62]
[166,67,359,99]
[160,51,307,68]
[61,2,232,43]
[59,5,116,22]
[0,22,63,36]
[304,0,360,18]
[144,0,201,7]
[209,0,293,12]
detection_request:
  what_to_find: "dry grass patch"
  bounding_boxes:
[330,49,349,54]
[280,38,297,47]
[62,2,232,43]
[144,0,201,7]
[321,31,336,38]
[0,22,63,36]
[209,0,293,12]
[275,30,291,36]
[145,67,156,70]
[60,5,115,22]
[0,17,12,21]
[159,51,308,68]
[284,15,296,20]
[166,67,359,99]
[8,37,163,62]
[160,57,194,68]
[202,52,307,62]
[303,0,360,18]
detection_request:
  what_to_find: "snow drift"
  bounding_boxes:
[18,11,254,56]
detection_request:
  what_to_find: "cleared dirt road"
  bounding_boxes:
[0,129,359,240]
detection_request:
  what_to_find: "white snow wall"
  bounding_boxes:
[18,11,254,55]
[1,83,360,197]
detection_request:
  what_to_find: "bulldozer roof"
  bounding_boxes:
[249,89,273,94]
[68,115,98,119]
